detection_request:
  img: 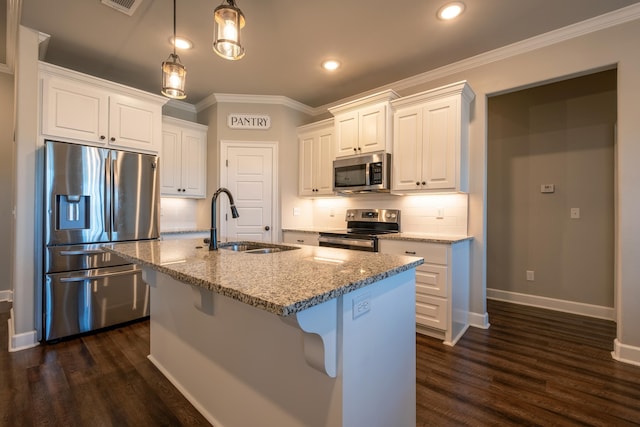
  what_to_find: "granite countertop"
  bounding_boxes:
[103,239,423,317]
[283,228,471,244]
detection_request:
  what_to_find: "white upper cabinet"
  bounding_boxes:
[329,90,399,158]
[298,119,335,197]
[391,81,474,193]
[161,117,208,198]
[40,63,166,153]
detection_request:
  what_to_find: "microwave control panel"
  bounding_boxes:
[370,162,383,185]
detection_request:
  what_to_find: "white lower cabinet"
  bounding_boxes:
[379,238,470,345]
[282,231,319,246]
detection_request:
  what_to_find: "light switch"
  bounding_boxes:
[570,208,580,219]
[293,207,301,216]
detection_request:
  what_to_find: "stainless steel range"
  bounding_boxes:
[318,209,400,252]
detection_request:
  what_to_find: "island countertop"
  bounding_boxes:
[103,239,423,317]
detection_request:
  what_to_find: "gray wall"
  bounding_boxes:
[0,71,14,295]
[487,70,616,307]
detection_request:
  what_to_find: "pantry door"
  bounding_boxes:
[220,141,278,242]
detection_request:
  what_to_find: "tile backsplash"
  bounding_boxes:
[160,197,200,231]
[308,193,468,235]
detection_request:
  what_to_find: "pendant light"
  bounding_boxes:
[162,0,187,99]
[212,0,246,60]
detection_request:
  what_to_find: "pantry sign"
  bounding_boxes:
[227,113,271,130]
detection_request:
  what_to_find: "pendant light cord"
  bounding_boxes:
[172,0,177,56]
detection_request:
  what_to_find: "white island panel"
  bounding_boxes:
[145,267,416,427]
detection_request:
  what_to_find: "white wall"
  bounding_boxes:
[0,71,14,296]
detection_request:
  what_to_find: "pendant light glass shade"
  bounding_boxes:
[162,53,186,99]
[213,0,245,60]
[162,0,187,99]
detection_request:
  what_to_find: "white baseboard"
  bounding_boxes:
[0,290,13,302]
[612,339,640,367]
[7,308,39,352]
[487,288,616,321]
[468,311,490,329]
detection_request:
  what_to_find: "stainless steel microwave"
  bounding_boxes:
[333,151,391,194]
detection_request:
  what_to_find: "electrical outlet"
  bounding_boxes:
[329,208,335,217]
[293,207,301,216]
[436,208,444,219]
[526,270,535,281]
[352,293,371,319]
[570,208,580,219]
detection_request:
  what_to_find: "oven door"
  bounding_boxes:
[318,234,377,252]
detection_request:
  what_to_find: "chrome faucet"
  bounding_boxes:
[209,187,240,250]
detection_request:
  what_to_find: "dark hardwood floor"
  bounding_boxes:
[2,299,639,426]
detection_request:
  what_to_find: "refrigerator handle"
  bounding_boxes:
[111,154,118,233]
[104,152,112,236]
[59,269,138,282]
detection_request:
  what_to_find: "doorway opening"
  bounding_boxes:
[486,69,617,320]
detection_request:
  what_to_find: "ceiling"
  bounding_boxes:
[15,0,640,108]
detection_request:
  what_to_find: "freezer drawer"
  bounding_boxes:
[45,243,131,274]
[44,264,149,341]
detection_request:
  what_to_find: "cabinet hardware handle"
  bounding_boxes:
[100,135,106,140]
[353,148,357,152]
[296,239,304,243]
[264,226,270,231]
[358,147,362,151]
[110,137,116,142]
[405,251,417,255]
[416,182,420,186]
[421,181,426,185]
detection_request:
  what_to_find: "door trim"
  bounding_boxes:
[219,140,279,243]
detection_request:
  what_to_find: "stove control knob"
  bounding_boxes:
[390,213,397,219]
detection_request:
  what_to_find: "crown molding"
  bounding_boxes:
[315,3,640,112]
[195,92,316,116]
[4,0,23,74]
[164,99,198,114]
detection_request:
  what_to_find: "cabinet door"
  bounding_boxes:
[393,106,424,191]
[42,75,109,143]
[315,131,335,195]
[298,134,316,196]
[180,129,206,198]
[422,98,458,190]
[109,94,161,153]
[160,125,182,196]
[358,104,387,154]
[334,111,359,158]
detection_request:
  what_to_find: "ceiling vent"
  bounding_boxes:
[101,0,143,16]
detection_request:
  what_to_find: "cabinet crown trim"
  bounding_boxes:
[39,61,168,106]
[391,81,475,109]
[163,116,208,131]
[328,89,400,115]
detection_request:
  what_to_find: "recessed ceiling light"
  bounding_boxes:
[170,36,193,50]
[437,2,465,20]
[322,59,341,71]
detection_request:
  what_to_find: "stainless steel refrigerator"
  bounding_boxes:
[43,140,159,341]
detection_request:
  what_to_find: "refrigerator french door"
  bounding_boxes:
[44,140,159,341]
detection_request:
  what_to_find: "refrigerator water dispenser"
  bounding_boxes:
[57,194,90,230]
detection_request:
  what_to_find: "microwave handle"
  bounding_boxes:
[365,162,371,186]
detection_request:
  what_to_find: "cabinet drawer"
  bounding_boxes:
[416,263,448,297]
[282,231,319,246]
[380,240,448,264]
[416,294,447,331]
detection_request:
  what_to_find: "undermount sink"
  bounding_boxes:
[218,242,300,254]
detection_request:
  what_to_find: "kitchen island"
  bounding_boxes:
[104,238,423,427]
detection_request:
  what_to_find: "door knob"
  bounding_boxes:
[264,226,270,231]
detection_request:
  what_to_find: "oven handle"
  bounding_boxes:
[318,236,375,249]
